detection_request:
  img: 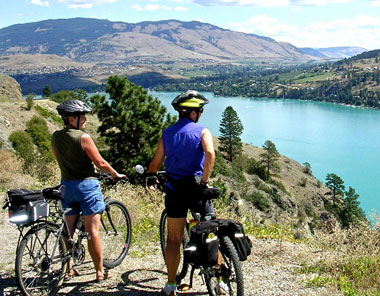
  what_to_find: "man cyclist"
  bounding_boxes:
[148,90,227,295]
[52,100,125,282]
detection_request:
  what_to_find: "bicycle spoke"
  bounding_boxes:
[16,224,67,296]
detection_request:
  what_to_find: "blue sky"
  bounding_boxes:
[1,0,380,50]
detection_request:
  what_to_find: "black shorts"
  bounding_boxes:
[165,188,215,218]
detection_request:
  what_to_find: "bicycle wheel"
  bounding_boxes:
[205,236,244,296]
[101,200,132,268]
[159,209,189,282]
[15,223,68,296]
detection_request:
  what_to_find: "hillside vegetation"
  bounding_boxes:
[157,49,380,109]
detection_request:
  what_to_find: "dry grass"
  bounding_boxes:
[0,150,35,191]
[101,183,165,256]
[300,221,380,295]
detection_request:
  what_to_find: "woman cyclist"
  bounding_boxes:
[51,99,125,282]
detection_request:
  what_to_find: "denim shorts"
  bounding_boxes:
[61,179,105,216]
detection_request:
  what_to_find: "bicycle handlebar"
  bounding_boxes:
[134,165,166,176]
[98,173,127,184]
[134,165,221,200]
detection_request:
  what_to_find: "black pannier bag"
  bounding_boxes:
[216,219,252,261]
[184,220,219,267]
[7,189,44,206]
[4,188,49,225]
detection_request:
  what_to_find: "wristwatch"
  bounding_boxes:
[200,180,208,186]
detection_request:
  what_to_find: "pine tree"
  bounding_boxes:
[43,85,52,97]
[325,173,345,205]
[260,140,279,180]
[340,186,366,228]
[219,106,244,161]
[91,75,176,180]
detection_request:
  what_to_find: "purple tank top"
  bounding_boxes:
[163,118,205,190]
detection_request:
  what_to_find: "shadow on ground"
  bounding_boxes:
[1,268,207,295]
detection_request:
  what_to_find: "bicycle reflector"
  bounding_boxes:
[8,209,28,223]
[206,233,218,243]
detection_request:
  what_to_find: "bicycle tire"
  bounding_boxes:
[159,209,189,282]
[101,199,132,268]
[205,236,244,296]
[15,223,68,296]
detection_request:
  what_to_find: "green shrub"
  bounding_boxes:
[271,193,285,210]
[26,116,53,160]
[231,160,246,182]
[304,205,315,217]
[35,105,63,125]
[50,90,76,103]
[25,94,35,110]
[212,150,232,177]
[8,130,35,171]
[268,179,290,195]
[211,178,229,207]
[244,191,270,211]
[246,157,259,174]
[50,89,89,104]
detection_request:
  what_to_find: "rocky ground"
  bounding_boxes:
[0,211,343,296]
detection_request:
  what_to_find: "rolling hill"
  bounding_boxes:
[0,18,317,64]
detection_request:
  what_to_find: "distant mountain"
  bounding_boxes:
[0,18,318,64]
[299,46,367,60]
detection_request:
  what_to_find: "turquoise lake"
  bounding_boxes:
[150,91,380,217]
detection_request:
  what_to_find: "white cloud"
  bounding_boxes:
[231,15,297,36]
[57,0,117,9]
[30,0,49,7]
[175,6,188,11]
[229,14,380,50]
[191,0,349,6]
[370,0,380,6]
[131,4,172,11]
[169,0,192,3]
[290,0,349,5]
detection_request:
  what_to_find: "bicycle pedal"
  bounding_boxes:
[81,232,90,239]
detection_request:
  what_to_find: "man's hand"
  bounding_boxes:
[147,176,159,191]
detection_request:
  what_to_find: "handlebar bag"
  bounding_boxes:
[184,220,219,267]
[216,219,252,261]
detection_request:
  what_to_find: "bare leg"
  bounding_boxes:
[165,217,186,284]
[84,213,104,280]
[65,215,78,273]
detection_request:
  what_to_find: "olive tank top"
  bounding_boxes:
[51,128,97,181]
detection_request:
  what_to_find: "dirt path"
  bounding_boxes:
[0,215,343,296]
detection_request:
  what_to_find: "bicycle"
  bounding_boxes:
[4,174,132,296]
[136,165,244,296]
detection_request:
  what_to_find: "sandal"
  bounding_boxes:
[64,268,80,281]
[96,269,111,283]
[177,283,191,291]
